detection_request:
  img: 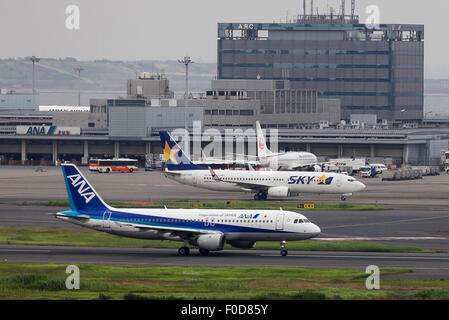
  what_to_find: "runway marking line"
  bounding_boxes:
[325,215,449,230]
[260,254,449,261]
[315,237,449,241]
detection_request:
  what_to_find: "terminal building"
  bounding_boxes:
[0,70,446,167]
[0,4,441,168]
[217,12,424,126]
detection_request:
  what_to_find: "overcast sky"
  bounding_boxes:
[1,0,448,77]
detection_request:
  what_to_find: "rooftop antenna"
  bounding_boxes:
[29,56,40,95]
[341,0,346,22]
[351,0,355,21]
[303,0,306,20]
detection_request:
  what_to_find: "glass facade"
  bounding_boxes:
[217,23,424,123]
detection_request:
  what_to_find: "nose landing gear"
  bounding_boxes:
[280,240,288,256]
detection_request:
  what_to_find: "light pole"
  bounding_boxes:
[178,56,194,131]
[74,66,84,107]
[29,56,40,95]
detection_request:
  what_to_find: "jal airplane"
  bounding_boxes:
[160,131,366,201]
[256,121,321,171]
[51,164,321,256]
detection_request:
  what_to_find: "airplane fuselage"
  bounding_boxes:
[260,152,318,171]
[165,169,365,196]
[57,208,320,242]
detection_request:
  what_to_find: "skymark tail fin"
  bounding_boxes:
[256,121,273,158]
[61,164,111,212]
[159,131,206,171]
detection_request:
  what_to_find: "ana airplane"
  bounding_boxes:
[256,121,321,171]
[51,164,321,256]
[160,131,366,201]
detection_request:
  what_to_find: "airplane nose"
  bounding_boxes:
[310,224,321,237]
[358,182,366,191]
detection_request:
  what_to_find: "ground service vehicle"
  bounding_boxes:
[88,158,138,173]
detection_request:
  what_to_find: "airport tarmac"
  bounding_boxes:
[0,166,449,208]
[0,165,448,279]
[0,204,448,251]
[1,245,449,280]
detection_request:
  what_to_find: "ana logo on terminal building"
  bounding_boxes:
[25,126,56,135]
[288,174,334,185]
[66,174,95,204]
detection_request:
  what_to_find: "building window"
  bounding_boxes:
[219,110,225,115]
[205,110,212,115]
[226,110,233,115]
[88,122,95,128]
[233,110,239,115]
[212,110,218,115]
[240,110,254,116]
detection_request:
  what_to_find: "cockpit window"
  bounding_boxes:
[347,178,356,182]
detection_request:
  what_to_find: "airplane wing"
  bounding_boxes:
[119,220,220,241]
[207,166,268,193]
[163,170,182,176]
[48,212,91,221]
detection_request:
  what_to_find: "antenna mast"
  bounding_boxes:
[303,0,306,20]
[351,0,355,21]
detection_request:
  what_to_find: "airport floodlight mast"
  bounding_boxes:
[74,66,84,107]
[178,56,194,131]
[29,56,40,95]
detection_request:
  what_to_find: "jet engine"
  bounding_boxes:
[267,186,290,198]
[228,241,256,249]
[194,233,226,251]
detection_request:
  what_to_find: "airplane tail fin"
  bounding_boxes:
[256,121,273,158]
[159,131,206,171]
[61,164,111,212]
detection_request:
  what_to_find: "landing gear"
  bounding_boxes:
[341,195,346,201]
[178,246,190,256]
[280,240,288,256]
[254,192,268,201]
[199,248,210,256]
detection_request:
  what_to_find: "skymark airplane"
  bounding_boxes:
[160,131,366,201]
[52,164,321,256]
[256,121,320,171]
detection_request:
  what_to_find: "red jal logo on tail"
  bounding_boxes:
[258,137,265,150]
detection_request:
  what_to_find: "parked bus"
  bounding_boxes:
[88,158,139,173]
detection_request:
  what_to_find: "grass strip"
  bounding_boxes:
[0,263,448,300]
[0,227,433,253]
[47,199,387,211]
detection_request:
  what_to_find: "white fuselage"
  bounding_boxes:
[260,152,318,171]
[165,169,366,196]
[57,208,321,242]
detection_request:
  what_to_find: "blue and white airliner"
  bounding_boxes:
[52,164,321,256]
